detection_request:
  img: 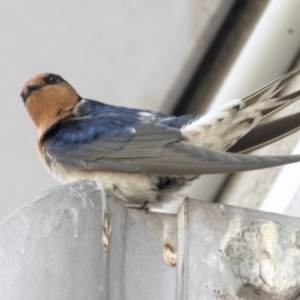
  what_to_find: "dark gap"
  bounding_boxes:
[172,0,256,116]
[212,174,233,203]
[288,51,300,72]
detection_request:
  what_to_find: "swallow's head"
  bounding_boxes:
[21,73,80,133]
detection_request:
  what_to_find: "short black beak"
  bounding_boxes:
[22,83,45,104]
[20,92,27,104]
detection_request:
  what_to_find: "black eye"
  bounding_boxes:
[44,74,64,85]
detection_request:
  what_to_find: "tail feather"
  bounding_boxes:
[250,90,300,121]
[183,67,300,152]
[242,66,300,106]
[228,112,300,154]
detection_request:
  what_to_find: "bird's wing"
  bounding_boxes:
[42,116,300,174]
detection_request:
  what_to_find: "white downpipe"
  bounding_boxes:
[209,0,300,111]
[186,0,300,204]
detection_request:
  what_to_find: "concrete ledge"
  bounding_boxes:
[0,181,104,300]
[1,180,300,300]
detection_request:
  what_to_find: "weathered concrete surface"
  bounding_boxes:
[179,200,300,300]
[0,181,105,300]
[224,220,300,299]
[2,180,300,299]
[0,181,177,300]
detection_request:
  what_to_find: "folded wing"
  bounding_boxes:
[43,116,300,174]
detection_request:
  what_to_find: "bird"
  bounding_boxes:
[21,68,300,212]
